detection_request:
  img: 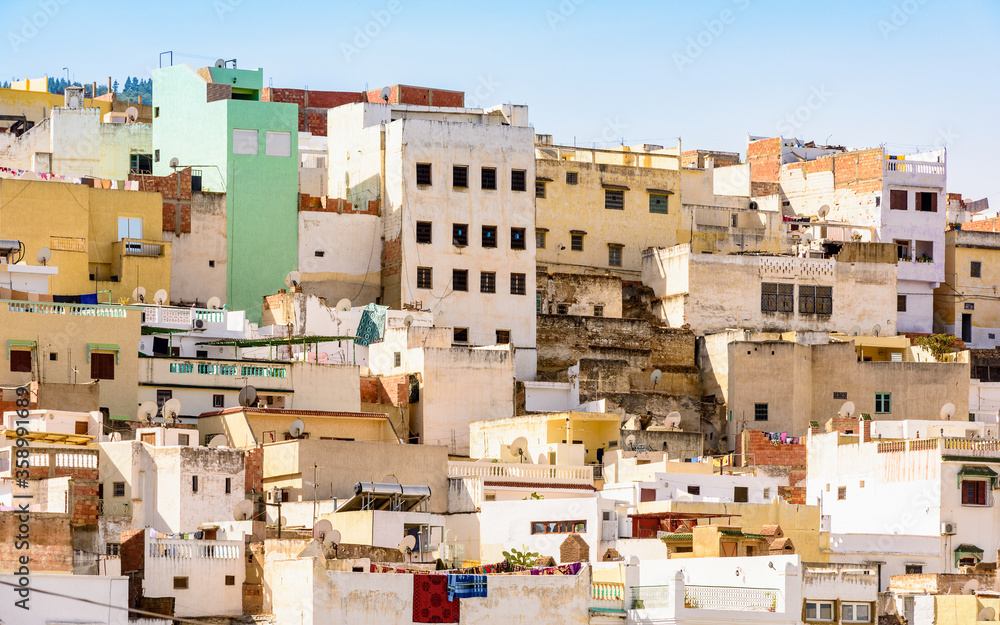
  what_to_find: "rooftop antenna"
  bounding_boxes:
[233,499,253,521]
[509,436,529,463]
[818,205,831,219]
[839,401,856,418]
[665,411,682,430]
[137,400,158,423]
[162,397,182,423]
[238,384,258,408]
[963,579,980,595]
[650,369,663,385]
[380,86,390,102]
[208,434,229,448]
[403,314,414,328]
[335,298,352,311]
[289,418,305,438]
[131,286,146,304]
[625,434,637,451]
[168,157,180,169]
[285,270,302,289]
[125,106,139,123]
[36,247,51,266]
[214,58,227,69]
[849,325,862,337]
[978,607,995,621]
[871,323,882,337]
[206,296,222,310]
[313,519,333,541]
[941,403,956,420]
[398,535,417,562]
[153,289,168,305]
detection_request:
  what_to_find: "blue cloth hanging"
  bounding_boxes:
[355,303,388,346]
[447,574,487,601]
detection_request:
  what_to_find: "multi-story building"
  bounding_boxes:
[935,226,1000,348]
[747,136,947,333]
[152,64,299,320]
[327,100,537,363]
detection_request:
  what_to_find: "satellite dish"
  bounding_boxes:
[625,434,637,451]
[978,607,995,621]
[380,86,391,102]
[850,325,862,337]
[840,402,856,418]
[168,157,180,169]
[818,205,830,219]
[208,434,228,448]
[153,289,168,305]
[214,58,227,68]
[650,369,663,385]
[536,452,549,465]
[963,579,980,595]
[285,270,302,289]
[36,247,51,265]
[125,106,139,122]
[110,432,122,442]
[801,233,814,243]
[941,403,956,420]
[278,516,287,527]
[871,323,881,337]
[238,385,257,407]
[510,436,529,462]
[323,529,341,548]
[162,398,182,422]
[665,411,682,429]
[206,296,222,310]
[138,400,158,423]
[289,418,305,438]
[404,315,414,327]
[628,556,640,567]
[398,535,417,554]
[131,286,146,304]
[233,499,253,521]
[313,519,333,540]
[335,298,352,311]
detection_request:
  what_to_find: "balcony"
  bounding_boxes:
[883,157,945,190]
[447,461,593,484]
[118,238,165,257]
[630,585,671,610]
[142,305,245,334]
[6,301,128,318]
[590,582,626,615]
[684,585,779,612]
[148,538,242,560]
[878,437,1000,458]
[141,356,292,391]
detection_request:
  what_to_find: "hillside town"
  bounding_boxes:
[2,63,1000,625]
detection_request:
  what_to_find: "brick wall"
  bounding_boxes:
[23,449,99,525]
[245,445,263,495]
[140,596,174,616]
[130,169,193,233]
[0,512,73,573]
[560,534,590,563]
[960,218,1000,233]
[360,375,408,407]
[299,194,379,216]
[747,137,782,184]
[243,582,263,614]
[382,238,402,277]
[743,430,807,504]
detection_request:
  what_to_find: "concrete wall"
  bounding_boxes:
[163,191,228,307]
[0,572,128,625]
[935,228,1000,348]
[299,211,382,305]
[479,496,601,564]
[536,271,622,318]
[142,535,244,618]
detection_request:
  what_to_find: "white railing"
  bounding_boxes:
[447,462,593,483]
[884,160,944,176]
[159,307,191,324]
[28,452,49,467]
[148,539,242,559]
[7,302,127,317]
[54,451,97,468]
[944,438,1000,454]
[683,585,779,612]
[194,310,224,323]
[630,585,671,610]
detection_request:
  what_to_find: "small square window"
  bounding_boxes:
[754,403,768,421]
[453,224,468,247]
[593,305,604,317]
[734,486,749,503]
[178,434,190,446]
[265,131,291,157]
[106,542,121,555]
[233,129,259,155]
[875,392,891,414]
[605,189,624,210]
[393,352,401,367]
[452,269,468,292]
[833,391,848,400]
[510,273,526,295]
[556,303,569,315]
[608,245,623,267]
[806,601,834,622]
[154,107,160,118]
[154,149,160,162]
[173,576,189,590]
[897,295,907,312]
[481,167,497,190]
[535,181,546,198]
[225,575,235,586]
[213,394,224,408]
[10,350,31,373]
[417,267,432,289]
[416,163,432,186]
[314,250,324,257]
[687,485,701,496]
[452,165,468,188]
[536,231,546,249]
[511,169,526,192]
[511,228,526,250]
[496,330,511,344]
[838,486,847,500]
[971,261,982,278]
[649,193,669,214]
[905,564,923,574]
[480,272,496,294]
[49,352,58,361]
[208,260,216,268]
[416,221,432,244]
[113,482,125,497]
[842,603,871,623]
[571,233,584,252]
[481,226,497,248]
[453,328,469,344]
[566,171,578,185]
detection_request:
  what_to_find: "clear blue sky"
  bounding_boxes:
[6,0,998,199]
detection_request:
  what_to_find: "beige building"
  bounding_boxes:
[935,226,1000,349]
[642,242,898,336]
[196,407,399,449]
[469,410,621,466]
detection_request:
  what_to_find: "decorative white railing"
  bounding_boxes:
[159,307,191,324]
[7,302,127,317]
[683,585,779,612]
[194,310,224,323]
[447,462,593,482]
[879,438,1000,456]
[54,451,97,468]
[591,582,626,613]
[630,585,671,610]
[28,452,49,467]
[148,539,241,559]
[945,438,1000,452]
[884,160,944,176]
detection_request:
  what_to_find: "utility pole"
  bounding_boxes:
[311,463,322,530]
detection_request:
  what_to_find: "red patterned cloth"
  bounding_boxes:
[412,574,460,623]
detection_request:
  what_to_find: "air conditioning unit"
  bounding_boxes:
[941,522,957,535]
[193,319,206,330]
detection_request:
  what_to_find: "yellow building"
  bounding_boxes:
[197,407,399,449]
[1,83,153,126]
[0,303,141,420]
[534,142,682,280]
[0,179,171,303]
[934,227,1000,348]
[469,410,621,465]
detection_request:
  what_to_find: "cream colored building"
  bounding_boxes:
[196,407,398,449]
[468,410,621,466]
[935,227,1000,348]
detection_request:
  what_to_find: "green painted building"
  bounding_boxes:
[152,64,299,322]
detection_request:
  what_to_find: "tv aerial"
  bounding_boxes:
[285,270,302,289]
[871,323,881,337]
[665,411,682,430]
[398,535,417,561]
[238,385,258,408]
[162,398,182,423]
[153,289,168,305]
[650,369,663,385]
[289,418,305,438]
[313,519,333,540]
[36,247,51,266]
[233,499,254,521]
[849,325,862,337]
[404,314,414,327]
[380,86,391,102]
[125,106,139,122]
[509,436,528,463]
[131,286,146,304]
[206,296,222,310]
[214,58,227,68]
[169,157,180,169]
[137,400,158,423]
[818,205,831,219]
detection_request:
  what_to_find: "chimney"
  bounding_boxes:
[107,76,113,101]
[809,420,820,436]
[139,94,143,105]
[861,416,872,443]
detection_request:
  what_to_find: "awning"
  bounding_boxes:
[6,339,36,358]
[87,343,120,364]
[645,188,675,195]
[957,465,998,489]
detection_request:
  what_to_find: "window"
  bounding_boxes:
[972,261,982,278]
[536,291,543,314]
[763,487,771,499]
[897,295,907,312]
[511,169,526,192]
[608,245,623,267]
[213,394,224,408]
[452,269,468,292]
[10,350,31,373]
[154,149,160,162]
[734,486,748,503]
[566,171,578,185]
[511,273,526,295]
[556,303,569,315]
[265,131,291,157]
[571,233,584,251]
[481,167,497,190]
[314,250,324,257]
[875,392,891,414]
[113,482,125,497]
[192,476,198,492]
[480,272,496,293]
[453,328,469,344]
[154,107,160,118]
[530,520,587,534]
[173,577,189,590]
[232,129,258,155]
[904,564,923,574]
[731,213,739,228]
[481,225,497,248]
[156,389,172,407]
[130,153,152,174]
[838,486,847,500]
[417,267,432,289]
[453,224,468,246]
[511,228,526,250]
[225,575,236,586]
[416,163,432,186]
[106,543,121,555]
[178,434,190,446]
[225,478,232,494]
[416,221,432,244]
[208,260,215,268]
[535,181,546,198]
[842,603,871,623]
[754,403,768,421]
[895,239,912,261]
[649,194,669,214]
[49,352,57,361]
[452,165,468,188]
[761,282,793,313]
[594,305,604,317]
[496,330,510,344]
[392,351,401,367]
[799,285,833,315]
[962,479,987,506]
[91,352,115,380]
[605,189,624,210]
[536,230,546,248]
[117,217,143,241]
[687,486,701,496]
[917,191,937,212]
[805,601,834,622]
[890,189,908,211]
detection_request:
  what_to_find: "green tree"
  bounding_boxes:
[112,80,119,94]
